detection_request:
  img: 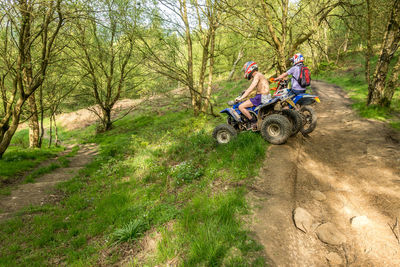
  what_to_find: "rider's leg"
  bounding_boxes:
[238,100,254,120]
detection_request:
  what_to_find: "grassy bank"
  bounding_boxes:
[315,53,400,130]
[0,80,268,266]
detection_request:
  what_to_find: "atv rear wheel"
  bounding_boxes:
[260,114,291,145]
[300,106,317,135]
[281,109,302,136]
[213,124,237,144]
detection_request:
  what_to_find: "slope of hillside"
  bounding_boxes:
[0,80,268,266]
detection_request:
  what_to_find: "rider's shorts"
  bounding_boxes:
[250,94,270,107]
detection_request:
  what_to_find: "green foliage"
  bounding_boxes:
[314,61,338,75]
[10,129,30,148]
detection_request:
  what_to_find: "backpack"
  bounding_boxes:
[295,64,311,87]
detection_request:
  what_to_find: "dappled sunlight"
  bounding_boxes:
[300,149,400,264]
[298,81,400,264]
[252,80,400,266]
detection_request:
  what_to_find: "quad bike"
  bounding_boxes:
[213,90,303,145]
[270,78,320,135]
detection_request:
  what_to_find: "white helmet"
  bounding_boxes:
[243,61,258,80]
[290,53,304,65]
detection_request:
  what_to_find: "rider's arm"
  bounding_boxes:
[237,75,259,101]
[276,72,289,80]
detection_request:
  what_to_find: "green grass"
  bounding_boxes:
[56,146,80,168]
[20,146,79,183]
[0,127,66,183]
[0,117,79,183]
[0,146,64,183]
[0,79,269,266]
[315,52,400,128]
[111,219,147,244]
[0,187,11,196]
[24,163,60,183]
[157,189,265,266]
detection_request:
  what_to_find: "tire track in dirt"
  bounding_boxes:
[0,143,98,221]
[249,81,400,266]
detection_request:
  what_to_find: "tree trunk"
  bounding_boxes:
[102,108,112,131]
[0,99,24,158]
[343,30,350,53]
[308,40,317,70]
[181,0,199,115]
[53,114,60,146]
[39,85,45,147]
[324,26,330,62]
[336,30,350,65]
[28,93,40,148]
[196,1,211,101]
[0,123,19,158]
[368,0,400,106]
[279,0,289,73]
[381,55,400,106]
[276,48,287,73]
[48,113,53,148]
[199,29,211,101]
[202,25,216,113]
[228,48,243,80]
[24,13,40,149]
[262,1,285,73]
[365,0,373,95]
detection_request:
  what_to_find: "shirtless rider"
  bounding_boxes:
[236,61,270,128]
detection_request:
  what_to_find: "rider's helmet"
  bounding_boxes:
[290,53,304,66]
[243,61,258,80]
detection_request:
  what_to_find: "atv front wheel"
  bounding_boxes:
[281,109,302,136]
[260,114,291,145]
[300,106,317,135]
[213,124,237,144]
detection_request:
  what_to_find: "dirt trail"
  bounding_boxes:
[249,81,400,266]
[0,143,98,221]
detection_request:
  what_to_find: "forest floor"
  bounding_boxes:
[249,80,400,266]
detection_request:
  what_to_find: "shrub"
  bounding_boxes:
[111,219,147,244]
[171,160,204,186]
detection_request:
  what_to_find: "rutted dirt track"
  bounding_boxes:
[0,143,98,221]
[250,81,400,266]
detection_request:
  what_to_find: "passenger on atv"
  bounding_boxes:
[275,53,311,95]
